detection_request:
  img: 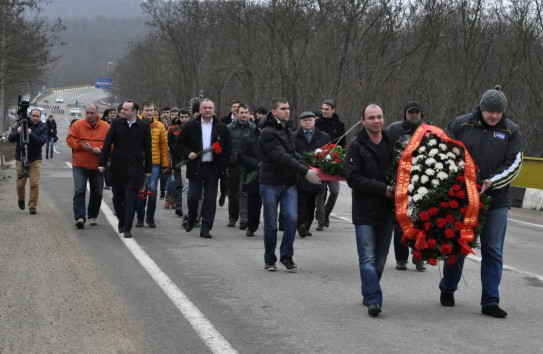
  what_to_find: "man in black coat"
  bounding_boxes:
[386,100,426,272]
[315,99,346,231]
[259,98,321,272]
[99,101,152,238]
[293,111,330,237]
[344,104,395,317]
[176,99,232,239]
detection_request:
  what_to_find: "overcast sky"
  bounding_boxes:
[40,0,145,18]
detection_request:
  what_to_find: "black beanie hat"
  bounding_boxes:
[480,85,507,112]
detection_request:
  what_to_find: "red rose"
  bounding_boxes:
[428,207,439,216]
[456,176,465,183]
[440,202,449,208]
[412,250,422,260]
[424,222,432,231]
[448,190,455,197]
[415,231,428,250]
[427,239,437,249]
[444,228,455,239]
[332,152,339,158]
[437,218,448,228]
[454,221,464,230]
[212,141,222,154]
[449,200,459,209]
[455,190,466,199]
[460,207,467,214]
[447,254,457,265]
[419,211,430,221]
[428,258,437,266]
[446,214,454,223]
[441,243,453,255]
[452,184,461,191]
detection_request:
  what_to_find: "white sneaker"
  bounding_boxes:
[76,218,85,229]
[89,218,98,226]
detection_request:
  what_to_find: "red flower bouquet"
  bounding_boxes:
[390,123,490,265]
[302,143,347,181]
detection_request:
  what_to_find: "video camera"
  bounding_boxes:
[17,95,30,178]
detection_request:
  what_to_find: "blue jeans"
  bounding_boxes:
[187,163,218,234]
[72,167,103,221]
[355,220,393,306]
[137,164,161,221]
[439,207,508,307]
[260,184,298,264]
[46,137,55,158]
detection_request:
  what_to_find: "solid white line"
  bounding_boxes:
[329,212,543,281]
[508,218,543,229]
[66,161,238,354]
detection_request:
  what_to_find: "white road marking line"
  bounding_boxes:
[508,218,543,229]
[329,212,543,281]
[65,162,238,354]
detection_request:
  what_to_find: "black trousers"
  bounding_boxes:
[297,190,318,231]
[112,184,139,232]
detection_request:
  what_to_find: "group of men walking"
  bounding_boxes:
[10,86,523,319]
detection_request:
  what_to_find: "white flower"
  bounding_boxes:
[315,148,323,154]
[437,171,448,180]
[439,143,448,151]
[439,153,449,161]
[428,139,438,146]
[412,156,420,165]
[448,162,458,173]
[447,152,456,159]
[411,175,419,184]
[408,184,414,193]
[458,160,465,169]
[431,179,440,187]
[453,147,460,155]
[324,154,332,161]
[435,162,444,171]
[428,148,439,157]
[418,146,426,153]
[418,187,429,197]
[411,165,421,172]
[425,158,436,166]
[420,175,429,184]
[425,168,435,176]
[413,194,422,202]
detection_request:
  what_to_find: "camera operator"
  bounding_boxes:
[8,108,48,214]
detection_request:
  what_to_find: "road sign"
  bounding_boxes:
[96,77,113,90]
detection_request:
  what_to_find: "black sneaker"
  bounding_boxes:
[146,219,156,228]
[413,259,426,272]
[175,208,183,217]
[440,292,455,307]
[18,199,25,210]
[218,193,226,207]
[316,223,325,231]
[482,305,507,318]
[239,220,248,230]
[280,257,298,272]
[246,229,255,237]
[396,261,407,270]
[135,219,144,228]
[227,220,236,227]
[75,218,85,229]
[29,207,37,215]
[368,303,382,317]
[264,262,277,271]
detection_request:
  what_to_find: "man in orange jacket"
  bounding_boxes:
[66,104,110,229]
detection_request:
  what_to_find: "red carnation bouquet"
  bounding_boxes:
[390,123,491,266]
[302,143,347,181]
[139,175,152,201]
[176,141,222,168]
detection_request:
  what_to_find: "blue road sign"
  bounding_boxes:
[96,78,113,90]
[96,84,112,90]
[96,77,113,83]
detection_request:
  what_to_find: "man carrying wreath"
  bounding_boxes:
[439,85,524,318]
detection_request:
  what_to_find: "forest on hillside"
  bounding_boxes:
[114,0,543,156]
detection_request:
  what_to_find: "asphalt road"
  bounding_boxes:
[1,88,542,353]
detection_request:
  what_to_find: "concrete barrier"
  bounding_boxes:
[510,186,543,210]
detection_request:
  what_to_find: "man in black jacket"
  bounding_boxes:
[344,104,394,317]
[315,99,346,231]
[259,98,321,272]
[8,108,48,214]
[99,101,153,238]
[176,99,232,239]
[293,111,330,237]
[387,101,426,272]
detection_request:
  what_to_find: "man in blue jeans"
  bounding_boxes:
[440,85,524,318]
[66,104,110,228]
[258,98,321,272]
[344,104,395,317]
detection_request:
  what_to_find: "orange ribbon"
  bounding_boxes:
[395,123,480,255]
